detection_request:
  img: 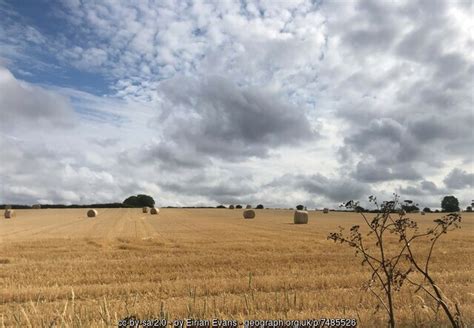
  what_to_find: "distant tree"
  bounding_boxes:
[216,205,226,209]
[123,194,155,208]
[236,204,242,209]
[354,205,365,213]
[402,200,419,213]
[441,196,460,212]
[296,204,304,210]
[466,206,472,212]
[256,204,264,209]
[423,207,432,213]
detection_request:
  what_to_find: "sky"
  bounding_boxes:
[0,0,472,209]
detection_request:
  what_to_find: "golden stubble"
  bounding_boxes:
[0,209,473,327]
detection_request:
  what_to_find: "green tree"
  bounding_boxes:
[296,204,304,210]
[123,194,155,208]
[402,200,419,213]
[441,196,460,212]
[256,204,264,209]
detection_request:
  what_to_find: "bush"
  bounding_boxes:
[423,207,432,213]
[236,205,242,209]
[354,205,365,212]
[123,194,155,208]
[441,196,460,212]
[296,204,304,210]
[402,200,419,213]
[256,204,264,209]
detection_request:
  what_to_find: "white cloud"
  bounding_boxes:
[0,1,472,208]
[0,66,75,129]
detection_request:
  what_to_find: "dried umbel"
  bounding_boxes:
[329,195,464,328]
[294,210,308,224]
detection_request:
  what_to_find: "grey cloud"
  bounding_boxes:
[443,168,474,189]
[159,173,258,205]
[353,161,421,182]
[420,180,438,192]
[268,173,370,203]
[330,0,472,177]
[153,75,316,165]
[399,180,445,196]
[147,142,212,170]
[91,137,120,147]
[0,66,75,129]
[408,115,458,142]
[342,118,422,167]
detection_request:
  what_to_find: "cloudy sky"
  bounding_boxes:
[0,0,472,209]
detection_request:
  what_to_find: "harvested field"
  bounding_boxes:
[0,209,473,327]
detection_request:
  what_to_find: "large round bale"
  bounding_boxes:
[421,211,426,216]
[229,205,235,209]
[32,204,41,209]
[87,209,98,218]
[150,207,159,215]
[243,209,255,219]
[246,204,252,209]
[142,207,149,213]
[323,208,329,214]
[4,209,15,219]
[294,210,309,224]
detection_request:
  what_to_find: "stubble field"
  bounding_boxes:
[0,208,473,327]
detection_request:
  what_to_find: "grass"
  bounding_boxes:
[0,208,473,327]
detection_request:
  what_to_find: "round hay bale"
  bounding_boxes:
[243,209,255,219]
[420,211,426,215]
[142,207,149,213]
[4,209,15,219]
[150,207,159,215]
[323,208,329,214]
[87,209,98,218]
[229,205,235,209]
[246,204,252,209]
[294,210,308,224]
[32,204,41,209]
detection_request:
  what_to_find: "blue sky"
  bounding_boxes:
[0,0,472,208]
